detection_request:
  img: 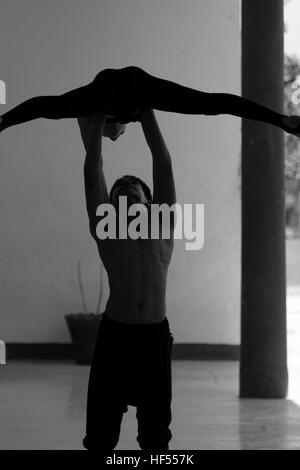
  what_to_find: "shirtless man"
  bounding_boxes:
[78,109,175,451]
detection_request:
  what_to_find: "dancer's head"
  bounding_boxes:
[110,175,152,209]
[103,122,126,141]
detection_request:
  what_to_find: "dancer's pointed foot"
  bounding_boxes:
[282,115,300,137]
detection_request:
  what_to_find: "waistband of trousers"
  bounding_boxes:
[101,312,169,331]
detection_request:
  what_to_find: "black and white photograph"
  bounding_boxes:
[0,0,300,454]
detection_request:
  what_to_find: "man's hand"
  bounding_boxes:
[282,115,300,137]
[139,109,154,123]
[77,115,91,132]
[90,112,108,123]
[77,114,107,152]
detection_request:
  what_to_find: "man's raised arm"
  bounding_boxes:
[140,109,176,206]
[77,115,109,238]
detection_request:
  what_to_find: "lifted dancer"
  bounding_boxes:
[1,66,300,136]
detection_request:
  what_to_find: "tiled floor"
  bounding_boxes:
[0,358,300,450]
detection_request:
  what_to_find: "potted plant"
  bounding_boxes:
[65,261,104,365]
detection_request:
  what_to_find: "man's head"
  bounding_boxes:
[110,175,152,209]
[103,122,126,141]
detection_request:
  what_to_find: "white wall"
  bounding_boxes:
[0,0,241,343]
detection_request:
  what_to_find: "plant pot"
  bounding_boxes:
[65,313,103,365]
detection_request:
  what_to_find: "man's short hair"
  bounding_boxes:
[110,175,152,204]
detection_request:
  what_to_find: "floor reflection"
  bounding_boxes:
[287,286,300,406]
[238,398,300,450]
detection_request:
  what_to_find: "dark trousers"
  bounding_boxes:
[1,66,285,131]
[82,313,174,451]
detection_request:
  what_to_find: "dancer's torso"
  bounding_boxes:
[96,234,173,325]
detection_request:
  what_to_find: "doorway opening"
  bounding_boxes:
[285,0,300,404]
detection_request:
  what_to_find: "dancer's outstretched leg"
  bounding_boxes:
[135,68,299,135]
[0,83,100,131]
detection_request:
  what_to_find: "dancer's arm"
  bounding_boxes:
[78,114,109,238]
[140,109,176,207]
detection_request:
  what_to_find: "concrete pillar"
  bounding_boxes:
[240,0,288,398]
